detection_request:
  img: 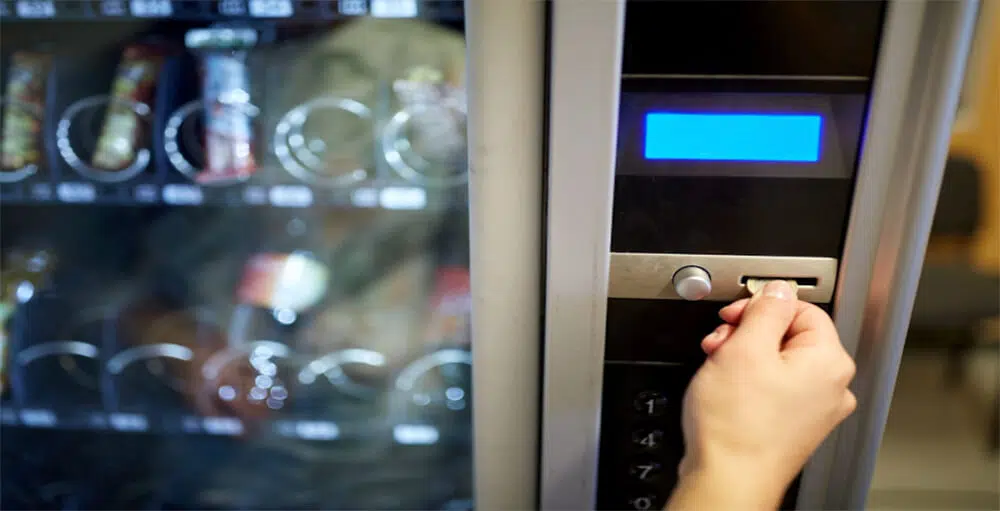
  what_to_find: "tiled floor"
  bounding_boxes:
[868,346,999,510]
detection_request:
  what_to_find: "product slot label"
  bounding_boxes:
[248,0,291,17]
[162,184,204,205]
[15,0,55,18]
[99,0,128,15]
[129,0,172,17]
[218,0,247,15]
[57,182,96,203]
[269,185,313,208]
[338,0,367,15]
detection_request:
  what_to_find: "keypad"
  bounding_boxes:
[596,364,693,510]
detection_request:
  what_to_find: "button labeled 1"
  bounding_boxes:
[633,391,667,417]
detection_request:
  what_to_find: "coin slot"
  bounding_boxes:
[739,275,819,287]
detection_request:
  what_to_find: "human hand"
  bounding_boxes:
[669,280,857,510]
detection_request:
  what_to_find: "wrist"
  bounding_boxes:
[668,458,788,511]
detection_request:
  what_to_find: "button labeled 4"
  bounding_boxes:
[632,429,664,450]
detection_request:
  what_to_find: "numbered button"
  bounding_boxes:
[627,494,661,511]
[633,391,667,417]
[629,461,663,482]
[631,428,664,451]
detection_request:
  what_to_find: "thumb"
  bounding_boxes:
[725,280,798,353]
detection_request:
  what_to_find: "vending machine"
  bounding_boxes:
[0,0,979,510]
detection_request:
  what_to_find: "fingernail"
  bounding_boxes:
[763,280,794,300]
[704,325,724,341]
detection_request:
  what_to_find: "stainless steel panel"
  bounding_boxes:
[609,253,839,303]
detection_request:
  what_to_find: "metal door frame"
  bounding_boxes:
[797,1,980,508]
[540,1,625,509]
[466,1,545,510]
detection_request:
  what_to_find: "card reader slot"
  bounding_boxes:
[739,275,819,288]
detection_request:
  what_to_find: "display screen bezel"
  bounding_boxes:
[618,92,868,179]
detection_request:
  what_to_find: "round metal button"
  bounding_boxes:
[672,265,712,301]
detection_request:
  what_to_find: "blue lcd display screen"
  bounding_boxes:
[643,112,824,162]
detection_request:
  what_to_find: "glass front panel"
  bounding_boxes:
[0,2,472,509]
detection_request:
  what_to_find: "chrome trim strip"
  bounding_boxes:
[16,341,99,365]
[796,1,981,509]
[106,344,194,374]
[466,1,545,509]
[608,253,839,303]
[622,73,870,82]
[540,1,625,509]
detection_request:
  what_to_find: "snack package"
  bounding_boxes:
[1,51,51,173]
[236,252,330,313]
[0,249,57,395]
[423,266,471,348]
[91,44,166,171]
[185,28,258,184]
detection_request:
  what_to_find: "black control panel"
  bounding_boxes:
[595,1,886,509]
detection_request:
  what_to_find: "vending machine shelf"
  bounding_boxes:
[0,0,464,22]
[0,405,470,446]
[0,179,461,211]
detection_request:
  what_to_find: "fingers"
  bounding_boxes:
[723,280,798,354]
[719,298,750,324]
[701,323,735,355]
[840,390,858,419]
[782,303,841,350]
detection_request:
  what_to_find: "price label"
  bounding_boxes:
[88,413,108,428]
[393,424,439,445]
[218,0,247,15]
[380,186,426,210]
[181,416,202,433]
[20,408,56,428]
[203,417,243,436]
[269,185,313,208]
[338,0,367,15]
[134,184,158,203]
[370,0,415,18]
[242,185,267,205]
[248,0,291,17]
[30,183,52,201]
[99,0,127,15]
[130,0,172,17]
[162,184,204,205]
[350,187,378,208]
[15,0,55,18]
[57,182,96,203]
[110,413,149,432]
[1,408,18,425]
[295,420,340,440]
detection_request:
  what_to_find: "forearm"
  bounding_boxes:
[665,463,786,511]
